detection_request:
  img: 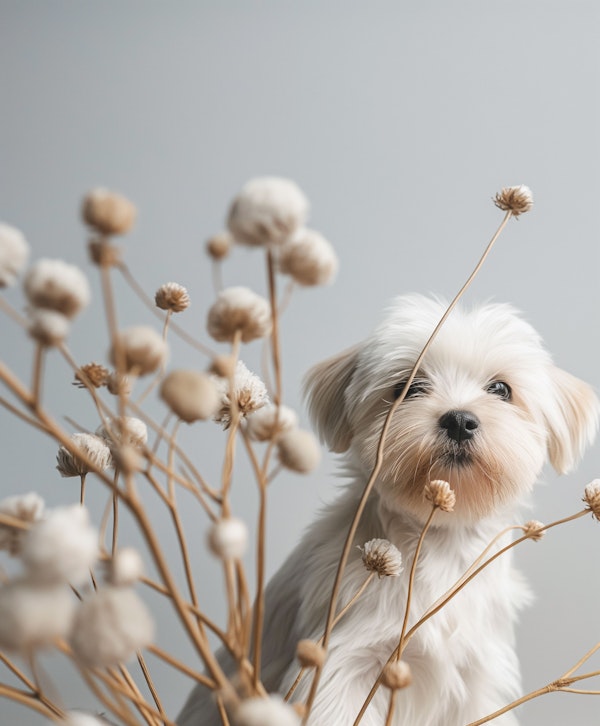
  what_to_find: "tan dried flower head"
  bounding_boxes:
[109,325,168,376]
[381,660,413,690]
[154,282,190,313]
[0,492,45,556]
[276,428,321,474]
[522,520,545,541]
[0,222,30,287]
[73,362,109,389]
[82,188,137,236]
[296,639,326,669]
[583,479,600,521]
[207,517,248,560]
[493,185,533,216]
[56,433,113,478]
[227,176,309,247]
[424,479,456,512]
[246,403,298,442]
[359,538,403,578]
[160,369,221,423]
[278,228,339,286]
[106,370,133,396]
[24,258,91,318]
[96,416,148,448]
[212,360,268,428]
[207,286,272,343]
[233,695,300,726]
[206,232,232,260]
[209,354,235,379]
[88,238,122,267]
[28,309,70,346]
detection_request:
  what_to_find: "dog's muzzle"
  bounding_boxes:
[439,410,480,444]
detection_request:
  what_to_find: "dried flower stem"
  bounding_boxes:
[116,664,158,726]
[147,643,216,688]
[0,395,49,434]
[134,653,167,724]
[0,651,64,719]
[0,683,62,719]
[303,210,514,723]
[31,343,44,411]
[136,311,172,405]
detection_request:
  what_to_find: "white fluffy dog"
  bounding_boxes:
[179,294,598,726]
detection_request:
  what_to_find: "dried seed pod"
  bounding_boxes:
[277,428,321,473]
[160,370,221,423]
[82,188,137,235]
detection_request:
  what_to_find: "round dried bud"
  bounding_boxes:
[212,360,268,428]
[160,370,221,423]
[279,229,338,286]
[209,354,235,379]
[381,661,412,690]
[96,417,148,448]
[522,520,545,542]
[56,433,113,478]
[109,547,144,586]
[62,711,107,726]
[360,538,403,578]
[424,479,456,512]
[109,325,168,376]
[228,177,309,248]
[24,258,91,318]
[246,404,298,442]
[493,185,533,216]
[206,232,232,260]
[82,188,137,236]
[73,363,109,389]
[0,493,45,556]
[0,579,75,652]
[154,282,190,313]
[296,640,326,669]
[583,479,600,521]
[207,286,272,343]
[111,444,144,474]
[207,517,248,560]
[106,371,133,396]
[276,429,321,474]
[87,238,122,267]
[70,587,154,668]
[0,222,29,287]
[234,695,300,726]
[28,308,70,346]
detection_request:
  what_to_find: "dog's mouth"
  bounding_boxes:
[440,442,474,467]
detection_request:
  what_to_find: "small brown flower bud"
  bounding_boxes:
[296,640,326,669]
[160,370,221,423]
[522,520,545,541]
[493,185,533,216]
[209,354,235,379]
[583,479,600,521]
[381,661,412,690]
[154,282,190,313]
[207,287,271,343]
[424,479,456,512]
[73,363,109,389]
[206,232,232,260]
[109,326,168,376]
[88,238,122,267]
[277,429,321,474]
[106,371,133,396]
[82,188,136,236]
[360,539,403,577]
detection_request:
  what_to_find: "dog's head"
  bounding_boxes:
[305,295,598,523]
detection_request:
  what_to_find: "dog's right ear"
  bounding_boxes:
[303,344,361,453]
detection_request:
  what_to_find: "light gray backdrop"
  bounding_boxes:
[1,2,599,725]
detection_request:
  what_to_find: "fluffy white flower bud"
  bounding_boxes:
[277,429,321,473]
[96,417,148,448]
[109,325,168,376]
[62,712,107,726]
[359,538,403,578]
[154,282,190,313]
[160,370,221,423]
[279,229,338,286]
[0,493,44,555]
[56,433,113,478]
[0,223,29,287]
[228,177,309,247]
[28,308,70,346]
[109,548,144,586]
[246,404,298,442]
[234,695,300,726]
[24,258,91,318]
[21,505,98,585]
[207,518,248,560]
[207,287,272,343]
[212,360,268,428]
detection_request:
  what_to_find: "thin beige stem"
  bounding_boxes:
[116,664,157,726]
[135,652,167,723]
[147,643,217,688]
[212,260,224,295]
[252,479,267,689]
[0,395,49,434]
[79,474,86,505]
[0,651,64,719]
[563,641,600,678]
[31,343,45,411]
[266,249,283,406]
[0,294,28,327]
[136,312,172,406]
[0,683,62,719]
[384,689,397,726]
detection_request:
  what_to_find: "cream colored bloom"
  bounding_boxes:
[0,223,29,287]
[228,177,309,247]
[277,428,321,473]
[56,433,112,478]
[493,185,533,216]
[279,228,338,286]
[206,232,232,260]
[246,403,298,442]
[212,360,268,428]
[82,188,136,236]
[154,282,190,313]
[160,369,221,423]
[24,258,91,318]
[234,695,300,726]
[109,548,144,586]
[381,660,412,690]
[522,520,545,541]
[360,538,403,578]
[424,479,456,512]
[28,309,70,346]
[583,479,600,520]
[296,639,326,668]
[207,286,272,343]
[0,493,44,555]
[109,325,168,376]
[207,518,248,560]
[96,416,148,448]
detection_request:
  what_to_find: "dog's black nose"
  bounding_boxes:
[439,410,480,443]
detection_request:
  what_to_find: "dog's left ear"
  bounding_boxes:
[545,366,599,474]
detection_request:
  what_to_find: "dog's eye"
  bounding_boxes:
[486,380,512,400]
[394,379,430,400]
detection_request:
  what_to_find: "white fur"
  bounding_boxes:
[178,295,598,726]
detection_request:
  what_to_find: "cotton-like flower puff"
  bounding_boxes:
[106,371,133,396]
[0,492,44,556]
[207,518,248,560]
[296,639,326,669]
[246,404,298,442]
[234,695,300,726]
[381,661,412,690]
[522,520,545,541]
[212,360,268,428]
[109,548,144,586]
[28,308,70,346]
[278,229,338,286]
[109,325,168,376]
[56,433,113,478]
[0,223,29,287]
[424,479,456,512]
[276,428,321,474]
[82,188,137,236]
[207,286,272,343]
[20,504,98,586]
[70,586,154,668]
[0,579,75,652]
[583,479,600,521]
[160,370,221,423]
[24,258,91,318]
[73,362,109,389]
[154,282,190,313]
[62,711,107,726]
[493,185,533,216]
[206,232,232,260]
[227,177,309,247]
[360,538,403,578]
[96,417,148,448]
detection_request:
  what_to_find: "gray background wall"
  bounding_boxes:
[1,2,599,724]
